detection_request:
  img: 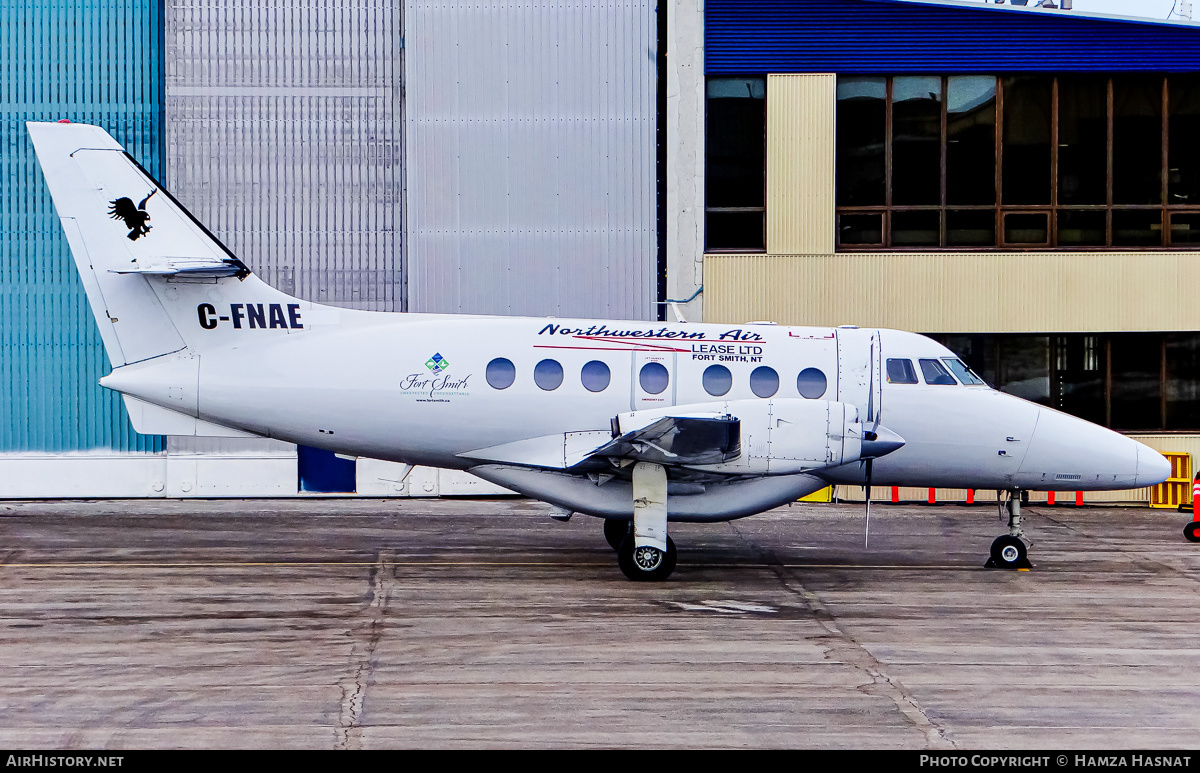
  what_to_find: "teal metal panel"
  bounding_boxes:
[0,0,164,452]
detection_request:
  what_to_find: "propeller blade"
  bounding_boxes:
[864,457,873,548]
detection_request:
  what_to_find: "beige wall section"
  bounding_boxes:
[766,74,836,255]
[704,252,1200,331]
[665,0,706,323]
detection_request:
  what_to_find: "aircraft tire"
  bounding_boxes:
[603,518,631,551]
[988,535,1028,570]
[617,534,677,581]
[1185,522,1200,543]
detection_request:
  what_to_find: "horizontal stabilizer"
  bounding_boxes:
[110,257,247,278]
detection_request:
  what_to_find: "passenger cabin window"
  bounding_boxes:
[581,360,611,392]
[943,358,986,386]
[886,358,919,384]
[486,358,516,390]
[702,364,732,396]
[750,366,779,397]
[796,367,827,399]
[639,362,670,394]
[534,359,564,391]
[920,358,958,385]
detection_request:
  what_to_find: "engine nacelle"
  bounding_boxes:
[614,399,864,475]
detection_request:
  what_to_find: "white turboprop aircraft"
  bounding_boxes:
[28,121,1172,581]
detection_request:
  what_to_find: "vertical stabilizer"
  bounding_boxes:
[27,121,308,366]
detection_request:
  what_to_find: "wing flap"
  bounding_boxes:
[457,415,741,470]
[595,414,741,465]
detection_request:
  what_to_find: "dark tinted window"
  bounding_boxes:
[920,358,958,385]
[942,358,985,386]
[749,366,779,398]
[702,364,732,396]
[892,76,942,206]
[639,362,670,395]
[796,368,828,399]
[1058,76,1108,205]
[1002,76,1052,205]
[580,360,611,392]
[886,358,918,384]
[1111,334,1160,429]
[836,76,886,206]
[706,77,766,250]
[946,75,996,205]
[533,359,564,391]
[1113,76,1163,205]
[485,358,516,390]
[835,74,1198,250]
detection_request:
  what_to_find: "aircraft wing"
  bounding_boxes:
[457,413,741,470]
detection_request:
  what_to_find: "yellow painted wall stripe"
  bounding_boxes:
[704,252,1200,332]
[766,74,836,255]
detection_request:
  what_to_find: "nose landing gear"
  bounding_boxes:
[986,490,1033,570]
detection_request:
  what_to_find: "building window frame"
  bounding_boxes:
[836,74,1200,251]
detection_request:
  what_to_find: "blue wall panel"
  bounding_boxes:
[707,0,1200,74]
[0,0,164,452]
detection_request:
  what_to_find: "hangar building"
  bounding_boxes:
[1,0,656,497]
[668,0,1200,503]
[2,0,1195,503]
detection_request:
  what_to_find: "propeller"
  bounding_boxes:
[864,335,879,547]
[864,456,873,548]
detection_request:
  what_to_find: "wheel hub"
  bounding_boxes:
[1001,544,1020,563]
[633,545,664,571]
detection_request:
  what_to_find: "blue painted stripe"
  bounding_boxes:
[707,0,1200,74]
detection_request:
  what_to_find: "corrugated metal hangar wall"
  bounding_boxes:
[164,0,658,320]
[404,0,658,319]
[165,0,405,313]
[0,0,660,497]
[0,0,165,455]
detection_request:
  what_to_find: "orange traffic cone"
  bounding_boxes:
[1187,473,1200,542]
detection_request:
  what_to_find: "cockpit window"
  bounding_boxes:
[886,358,918,384]
[919,358,958,385]
[942,357,986,386]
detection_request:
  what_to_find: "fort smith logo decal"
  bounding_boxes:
[108,189,157,241]
[425,353,450,375]
[398,353,470,402]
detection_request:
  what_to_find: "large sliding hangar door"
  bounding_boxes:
[166,0,657,320]
[0,0,658,497]
[404,1,658,319]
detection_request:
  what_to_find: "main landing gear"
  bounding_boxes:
[602,461,678,581]
[603,518,677,580]
[986,489,1032,570]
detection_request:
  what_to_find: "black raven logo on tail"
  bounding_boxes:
[108,189,157,241]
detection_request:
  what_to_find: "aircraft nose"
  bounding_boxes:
[1021,408,1158,490]
[1135,443,1172,489]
